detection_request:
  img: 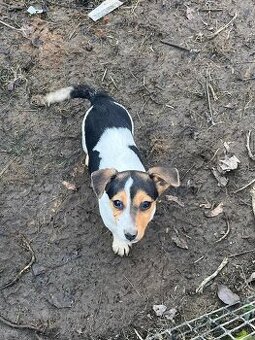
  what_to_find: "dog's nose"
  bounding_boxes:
[125,232,137,241]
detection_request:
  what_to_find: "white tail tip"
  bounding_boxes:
[45,86,74,106]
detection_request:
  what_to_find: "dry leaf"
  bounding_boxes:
[212,168,229,187]
[62,181,77,191]
[153,304,167,317]
[247,272,255,284]
[217,284,240,305]
[219,155,240,172]
[166,195,184,207]
[204,202,224,218]
[223,142,231,153]
[172,234,188,249]
[186,6,195,20]
[164,308,177,321]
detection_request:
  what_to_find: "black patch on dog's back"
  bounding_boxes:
[85,98,133,154]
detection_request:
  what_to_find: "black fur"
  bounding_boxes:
[130,172,158,200]
[105,171,158,201]
[69,85,136,175]
[88,150,101,174]
[84,99,133,156]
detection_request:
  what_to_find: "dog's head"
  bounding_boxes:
[91,167,180,243]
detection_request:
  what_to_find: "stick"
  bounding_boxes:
[160,40,200,54]
[200,8,223,12]
[205,73,216,125]
[134,328,144,340]
[251,184,255,218]
[206,12,237,40]
[196,257,228,293]
[123,275,142,297]
[233,178,255,194]
[0,19,21,31]
[215,213,230,243]
[1,235,36,290]
[0,158,16,178]
[0,314,44,333]
[246,131,255,161]
[229,250,255,258]
[194,256,204,264]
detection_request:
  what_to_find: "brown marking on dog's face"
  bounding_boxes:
[98,168,179,243]
[132,189,156,240]
[111,190,128,220]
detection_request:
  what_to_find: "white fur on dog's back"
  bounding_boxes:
[94,127,145,172]
[45,86,74,106]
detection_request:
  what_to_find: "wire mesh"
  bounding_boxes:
[147,296,255,340]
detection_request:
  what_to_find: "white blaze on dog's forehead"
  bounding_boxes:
[45,86,74,105]
[118,177,137,236]
[93,128,145,172]
[123,176,133,207]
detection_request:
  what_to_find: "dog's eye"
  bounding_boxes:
[113,200,124,210]
[140,201,152,211]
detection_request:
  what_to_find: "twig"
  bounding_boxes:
[246,131,255,161]
[123,275,142,297]
[208,83,218,101]
[1,234,36,290]
[215,213,230,243]
[196,257,228,293]
[131,0,141,14]
[250,184,255,218]
[208,147,220,163]
[0,19,21,31]
[0,158,16,178]
[109,75,117,89]
[0,314,45,333]
[233,178,255,194]
[200,8,223,12]
[206,12,237,40]
[160,40,200,54]
[205,72,216,125]
[229,250,255,258]
[101,68,108,82]
[134,328,144,340]
[194,256,204,264]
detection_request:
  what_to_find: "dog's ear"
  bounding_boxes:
[91,168,118,198]
[148,167,180,195]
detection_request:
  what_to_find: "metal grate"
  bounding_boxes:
[147,296,255,339]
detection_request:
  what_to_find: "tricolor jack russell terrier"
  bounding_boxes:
[45,85,180,256]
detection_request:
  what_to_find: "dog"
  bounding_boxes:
[44,85,180,256]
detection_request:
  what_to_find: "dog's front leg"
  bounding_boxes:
[112,235,131,256]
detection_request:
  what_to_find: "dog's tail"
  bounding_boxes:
[44,85,99,106]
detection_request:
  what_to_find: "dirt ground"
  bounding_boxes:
[0,1,255,339]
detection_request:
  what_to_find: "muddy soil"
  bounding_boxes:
[0,1,255,339]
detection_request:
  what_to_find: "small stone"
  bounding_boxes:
[85,44,93,52]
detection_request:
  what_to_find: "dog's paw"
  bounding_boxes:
[112,238,131,256]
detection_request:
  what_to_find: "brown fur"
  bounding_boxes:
[133,190,156,240]
[111,191,128,220]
